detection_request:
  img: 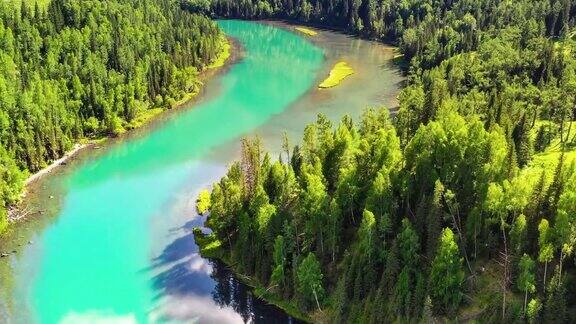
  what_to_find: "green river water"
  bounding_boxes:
[0,20,401,323]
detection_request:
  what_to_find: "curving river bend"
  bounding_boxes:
[0,20,402,323]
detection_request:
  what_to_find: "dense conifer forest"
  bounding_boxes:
[0,0,224,232]
[1,0,576,321]
[192,0,576,321]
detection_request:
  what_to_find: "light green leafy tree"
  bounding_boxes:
[538,219,554,287]
[527,298,542,324]
[297,252,325,311]
[517,254,536,312]
[428,227,464,315]
[196,189,211,215]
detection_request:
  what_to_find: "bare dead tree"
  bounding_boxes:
[496,219,511,321]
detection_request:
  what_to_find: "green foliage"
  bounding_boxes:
[544,268,567,323]
[517,254,536,311]
[0,145,25,232]
[271,235,286,290]
[527,298,542,324]
[428,228,464,315]
[202,102,576,321]
[405,111,507,215]
[0,146,25,207]
[297,252,324,310]
[196,189,212,215]
[510,214,528,255]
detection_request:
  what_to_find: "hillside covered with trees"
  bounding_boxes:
[0,0,225,232]
[194,0,576,322]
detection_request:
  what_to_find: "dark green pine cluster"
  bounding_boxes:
[0,0,224,230]
[203,104,576,322]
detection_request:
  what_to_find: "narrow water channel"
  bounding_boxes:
[0,20,402,323]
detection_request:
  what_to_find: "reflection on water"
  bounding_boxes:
[149,211,301,323]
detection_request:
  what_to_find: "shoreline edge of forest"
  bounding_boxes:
[8,36,237,223]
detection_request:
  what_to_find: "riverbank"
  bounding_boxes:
[7,36,236,226]
[24,144,86,187]
[193,229,312,323]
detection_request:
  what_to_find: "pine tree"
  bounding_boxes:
[271,235,286,291]
[543,267,567,323]
[393,219,421,318]
[513,114,532,167]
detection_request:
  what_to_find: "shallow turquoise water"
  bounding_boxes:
[0,20,403,323]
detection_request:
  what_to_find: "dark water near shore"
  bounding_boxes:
[0,20,401,323]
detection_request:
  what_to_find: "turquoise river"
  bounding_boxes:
[0,20,402,323]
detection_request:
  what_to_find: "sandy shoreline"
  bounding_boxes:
[24,143,89,187]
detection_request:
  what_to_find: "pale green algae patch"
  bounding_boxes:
[295,26,318,37]
[319,61,355,88]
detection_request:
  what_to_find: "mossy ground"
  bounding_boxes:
[523,120,576,183]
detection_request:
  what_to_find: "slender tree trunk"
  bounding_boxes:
[448,206,473,275]
[313,289,322,312]
[319,229,324,257]
[349,202,355,224]
[565,118,573,143]
[228,235,233,257]
[544,261,548,288]
[501,222,509,321]
[559,112,566,143]
[332,218,336,263]
[559,250,564,280]
[524,289,528,313]
[294,221,300,258]
[474,224,477,259]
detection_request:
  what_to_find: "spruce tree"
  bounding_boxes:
[543,267,567,323]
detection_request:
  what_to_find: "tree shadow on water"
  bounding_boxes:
[152,233,198,266]
[149,223,303,323]
[151,255,216,300]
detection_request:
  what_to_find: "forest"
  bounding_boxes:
[0,0,225,232]
[194,0,576,322]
